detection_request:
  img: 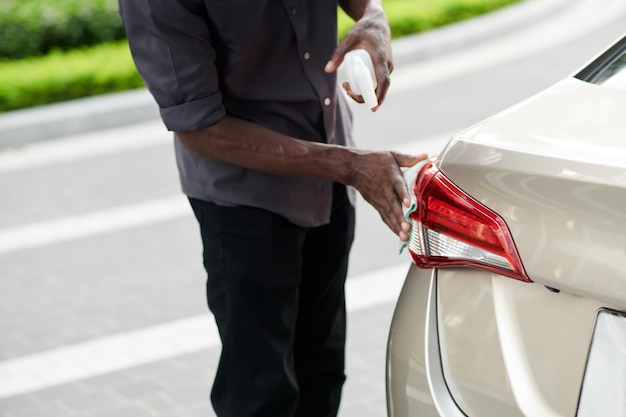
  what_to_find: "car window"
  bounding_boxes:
[588,50,626,90]
[576,36,626,91]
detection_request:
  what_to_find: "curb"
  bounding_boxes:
[0,0,571,150]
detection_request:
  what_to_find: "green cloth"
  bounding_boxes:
[399,159,429,254]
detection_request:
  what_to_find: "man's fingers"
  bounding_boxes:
[394,179,411,208]
[325,36,356,73]
[325,47,346,73]
[325,56,340,73]
[382,214,411,242]
[374,74,391,109]
[342,82,365,104]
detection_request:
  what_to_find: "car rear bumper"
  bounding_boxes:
[386,265,466,417]
[386,265,617,417]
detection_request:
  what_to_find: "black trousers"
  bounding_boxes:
[189,183,355,417]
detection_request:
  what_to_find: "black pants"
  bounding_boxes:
[189,183,355,417]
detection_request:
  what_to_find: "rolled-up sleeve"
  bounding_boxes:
[119,0,225,132]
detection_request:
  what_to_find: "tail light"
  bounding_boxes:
[408,161,531,282]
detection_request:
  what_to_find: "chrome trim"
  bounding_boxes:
[576,309,626,416]
[408,222,423,255]
[425,270,468,417]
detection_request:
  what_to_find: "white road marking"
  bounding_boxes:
[0,121,170,173]
[0,262,410,399]
[0,196,191,255]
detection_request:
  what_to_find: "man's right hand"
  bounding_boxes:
[347,150,428,241]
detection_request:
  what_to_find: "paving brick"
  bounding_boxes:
[57,390,124,415]
[28,382,88,405]
[130,391,179,415]
[174,400,215,417]
[8,402,75,417]
[76,372,132,393]
[113,380,166,400]
[0,395,42,415]
[89,403,155,417]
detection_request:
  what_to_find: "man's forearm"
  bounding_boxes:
[176,115,357,185]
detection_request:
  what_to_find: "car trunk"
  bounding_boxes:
[438,77,626,310]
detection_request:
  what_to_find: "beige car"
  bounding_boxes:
[386,34,626,417]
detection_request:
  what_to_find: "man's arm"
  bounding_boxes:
[177,117,426,242]
[326,0,393,110]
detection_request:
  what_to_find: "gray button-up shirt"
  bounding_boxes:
[119,0,354,227]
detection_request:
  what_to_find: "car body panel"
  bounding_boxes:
[438,270,602,416]
[438,77,626,309]
[436,269,520,416]
[387,266,605,417]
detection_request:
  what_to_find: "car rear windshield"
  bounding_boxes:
[576,36,626,90]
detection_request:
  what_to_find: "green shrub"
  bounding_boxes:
[0,0,124,60]
[0,41,143,112]
[339,0,519,39]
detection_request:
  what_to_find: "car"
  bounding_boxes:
[386,34,626,417]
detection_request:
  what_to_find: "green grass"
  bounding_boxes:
[0,0,520,113]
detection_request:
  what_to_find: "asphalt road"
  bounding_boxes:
[1,1,625,416]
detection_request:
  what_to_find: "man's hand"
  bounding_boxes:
[347,151,428,241]
[325,1,393,111]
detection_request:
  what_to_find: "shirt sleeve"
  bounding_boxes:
[119,0,225,132]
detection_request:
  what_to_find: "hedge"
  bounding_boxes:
[0,0,124,60]
[0,41,143,112]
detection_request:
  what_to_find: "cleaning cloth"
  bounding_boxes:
[399,159,430,254]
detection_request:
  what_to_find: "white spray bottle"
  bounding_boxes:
[337,49,378,109]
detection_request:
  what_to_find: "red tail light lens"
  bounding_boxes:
[408,162,531,282]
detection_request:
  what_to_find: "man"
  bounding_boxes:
[119,1,427,416]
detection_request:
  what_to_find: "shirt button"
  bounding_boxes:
[324,97,331,106]
[303,52,311,60]
[291,7,297,15]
